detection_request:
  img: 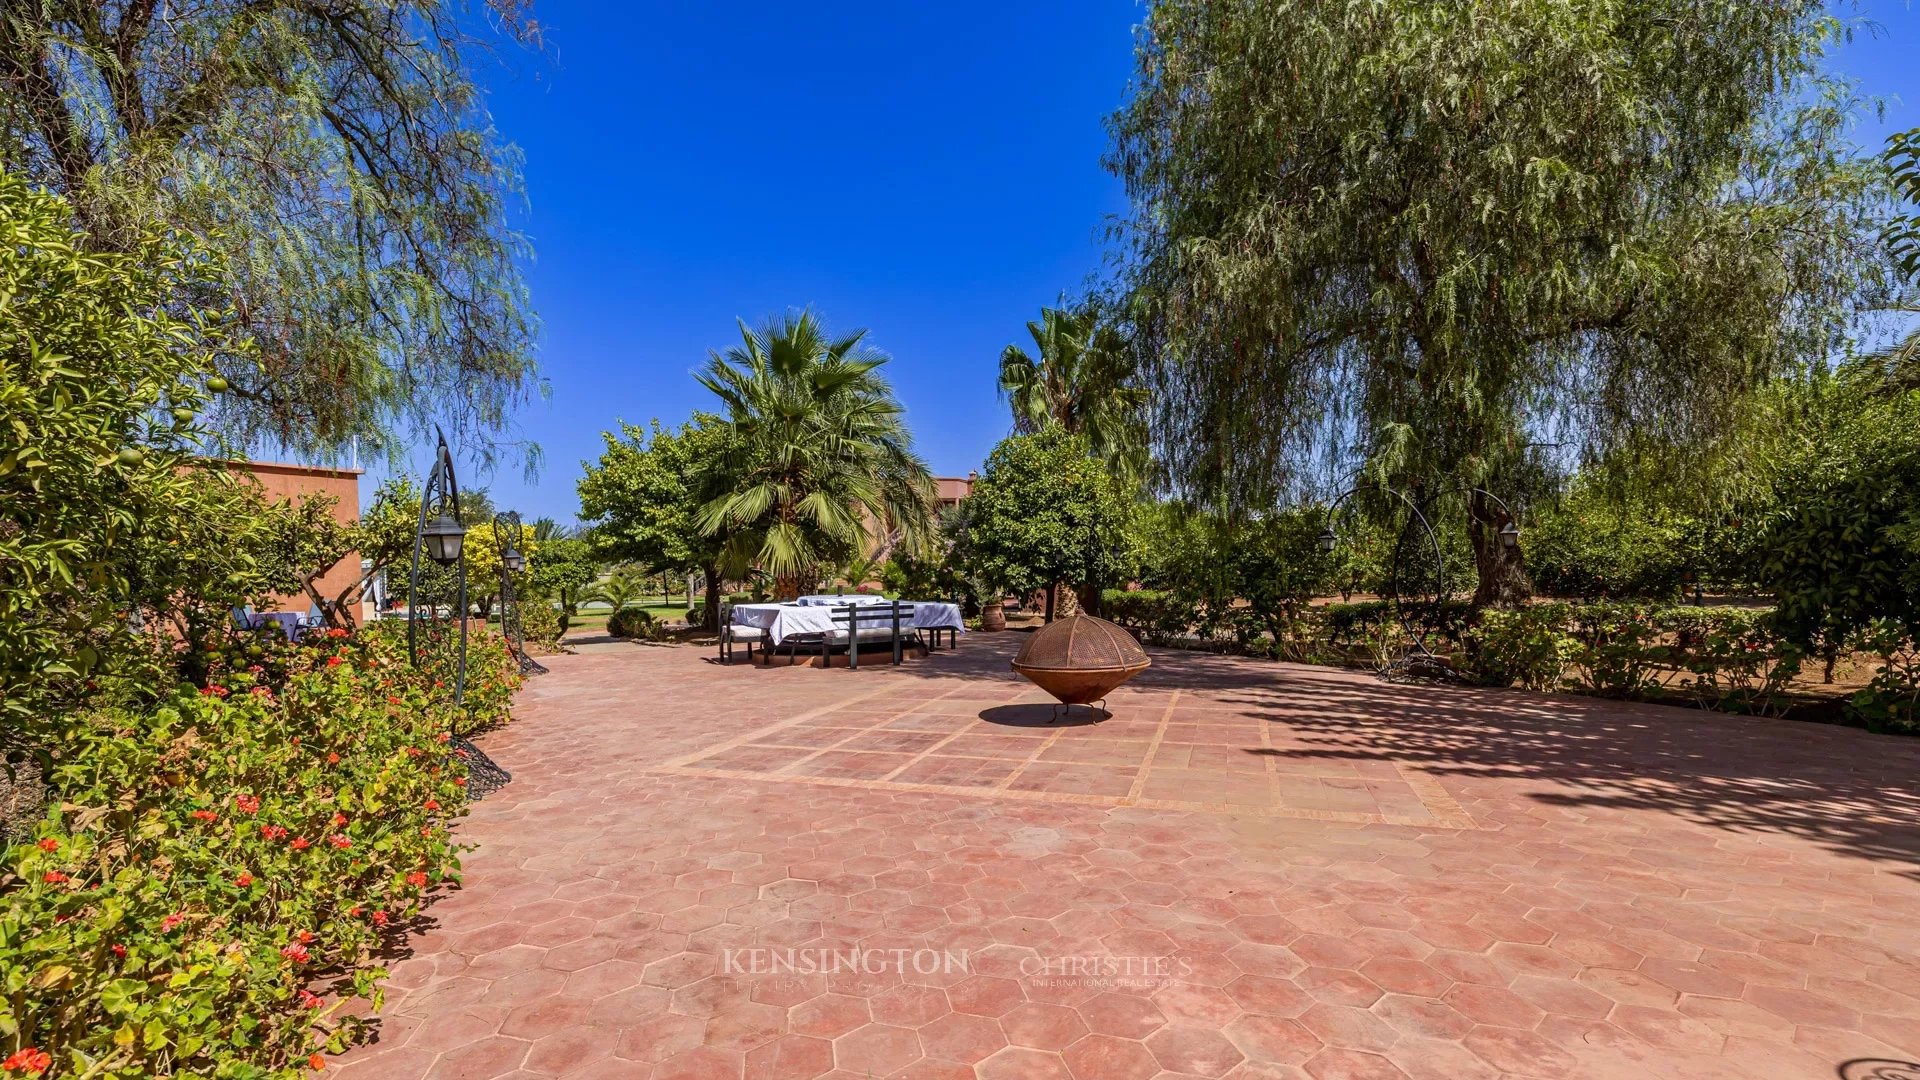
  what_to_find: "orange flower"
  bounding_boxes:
[41,871,68,884]
[36,837,57,852]
[2,1047,51,1075]
[406,871,428,887]
[236,872,253,887]
[309,1052,327,1071]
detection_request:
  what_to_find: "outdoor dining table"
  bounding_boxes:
[731,600,965,648]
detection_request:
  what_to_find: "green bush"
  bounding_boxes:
[1847,620,1920,733]
[1101,589,1199,643]
[0,623,519,1077]
[519,599,565,651]
[608,607,665,641]
[1465,602,1805,717]
[1468,604,1580,691]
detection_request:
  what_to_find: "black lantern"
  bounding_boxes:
[422,514,467,566]
[407,430,469,704]
[501,545,526,573]
[1317,527,1338,554]
[1499,521,1521,548]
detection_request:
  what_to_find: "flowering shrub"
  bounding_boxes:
[1466,603,1805,717]
[0,623,520,1077]
[1467,604,1581,691]
[1844,620,1920,734]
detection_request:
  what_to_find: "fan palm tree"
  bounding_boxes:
[580,565,645,613]
[696,310,936,599]
[998,305,1147,469]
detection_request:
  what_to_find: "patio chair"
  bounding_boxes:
[299,603,327,631]
[230,604,256,631]
[717,603,766,664]
[833,602,918,668]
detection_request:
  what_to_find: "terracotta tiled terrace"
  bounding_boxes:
[331,634,1920,1080]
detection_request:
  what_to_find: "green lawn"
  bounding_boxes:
[564,603,686,635]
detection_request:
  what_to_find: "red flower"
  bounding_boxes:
[190,809,219,822]
[405,746,422,758]
[235,794,260,815]
[290,837,311,851]
[330,812,347,827]
[160,912,186,933]
[453,749,471,761]
[299,990,323,1009]
[420,826,434,838]
[326,656,343,667]
[436,732,450,744]
[326,752,340,765]
[310,1052,328,1071]
[110,943,127,959]
[2,1047,51,1075]
[388,696,403,705]
[371,910,388,927]
[454,777,468,787]
[261,824,288,841]
[280,943,310,963]
[36,837,57,852]
[423,799,439,811]
[327,627,348,639]
[41,871,68,884]
[406,871,428,887]
[297,930,315,944]
[327,834,352,850]
[236,872,253,887]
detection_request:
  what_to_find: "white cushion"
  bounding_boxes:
[828,626,899,642]
[725,625,766,639]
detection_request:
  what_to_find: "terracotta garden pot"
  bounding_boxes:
[979,602,1007,632]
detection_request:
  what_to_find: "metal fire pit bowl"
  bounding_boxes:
[1011,614,1150,719]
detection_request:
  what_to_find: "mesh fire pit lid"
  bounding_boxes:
[1012,614,1150,672]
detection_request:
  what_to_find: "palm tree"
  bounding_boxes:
[998,305,1147,468]
[696,310,936,599]
[580,565,645,613]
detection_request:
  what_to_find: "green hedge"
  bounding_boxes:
[1467,603,1814,717]
[0,624,520,1077]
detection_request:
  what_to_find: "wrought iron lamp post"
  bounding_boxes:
[1318,482,1522,680]
[492,510,548,676]
[405,430,512,796]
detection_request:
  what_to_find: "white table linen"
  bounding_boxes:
[795,594,895,607]
[732,601,965,646]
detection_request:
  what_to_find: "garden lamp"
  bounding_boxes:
[1499,521,1521,549]
[1317,527,1338,554]
[501,545,526,573]
[422,514,467,566]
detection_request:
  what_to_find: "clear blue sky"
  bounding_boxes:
[368,0,1920,526]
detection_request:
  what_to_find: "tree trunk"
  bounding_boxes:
[1043,583,1057,624]
[703,562,723,633]
[1467,488,1530,609]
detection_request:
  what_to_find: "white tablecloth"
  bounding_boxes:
[733,601,965,646]
[249,611,303,641]
[795,594,896,607]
